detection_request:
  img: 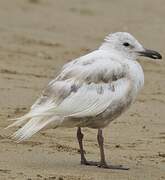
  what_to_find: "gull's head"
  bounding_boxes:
[100,32,162,60]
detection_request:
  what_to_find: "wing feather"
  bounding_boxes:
[30,50,129,119]
[8,50,130,142]
[42,78,130,118]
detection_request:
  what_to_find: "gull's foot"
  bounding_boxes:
[98,163,129,170]
[81,160,129,170]
[81,160,99,166]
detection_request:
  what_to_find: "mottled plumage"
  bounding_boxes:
[7,32,162,169]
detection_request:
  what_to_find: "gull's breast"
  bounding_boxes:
[84,83,133,128]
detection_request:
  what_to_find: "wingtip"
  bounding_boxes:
[11,132,23,143]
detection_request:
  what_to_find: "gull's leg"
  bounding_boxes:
[77,127,98,166]
[97,129,129,170]
[97,129,106,165]
[77,127,87,164]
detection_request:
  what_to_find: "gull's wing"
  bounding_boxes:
[8,50,130,141]
[30,50,129,118]
[49,79,130,118]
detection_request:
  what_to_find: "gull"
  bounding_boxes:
[7,32,162,170]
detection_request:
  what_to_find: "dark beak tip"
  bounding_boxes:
[139,49,162,60]
[153,52,162,60]
[158,54,162,59]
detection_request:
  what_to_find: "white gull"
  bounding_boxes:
[7,32,162,170]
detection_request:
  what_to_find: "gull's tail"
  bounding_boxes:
[6,109,62,142]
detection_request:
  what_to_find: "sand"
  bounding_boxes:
[0,0,165,179]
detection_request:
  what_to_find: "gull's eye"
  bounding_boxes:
[123,42,130,47]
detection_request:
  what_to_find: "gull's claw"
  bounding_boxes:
[98,163,129,170]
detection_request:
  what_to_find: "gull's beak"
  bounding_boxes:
[138,48,162,59]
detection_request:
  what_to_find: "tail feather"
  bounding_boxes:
[12,116,57,142]
[5,115,30,129]
[6,100,63,142]
[5,110,41,129]
[7,112,61,142]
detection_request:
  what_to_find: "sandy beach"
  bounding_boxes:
[0,0,165,179]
